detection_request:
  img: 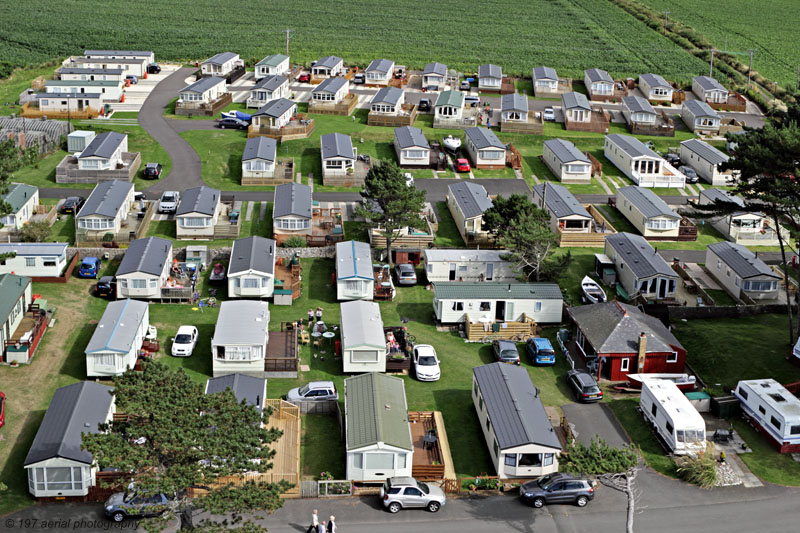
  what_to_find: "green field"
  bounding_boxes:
[0,1,707,80]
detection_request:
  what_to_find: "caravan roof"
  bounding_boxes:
[642,379,705,430]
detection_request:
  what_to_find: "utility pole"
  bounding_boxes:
[663,9,670,34]
[285,29,290,56]
[709,49,715,77]
[747,49,754,88]
[796,65,799,93]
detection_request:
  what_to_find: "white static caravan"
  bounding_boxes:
[432,282,563,324]
[211,301,269,378]
[604,134,685,188]
[639,379,706,456]
[85,299,149,378]
[423,249,517,283]
[0,242,69,278]
[734,379,800,453]
[255,53,290,80]
[336,240,374,301]
[340,300,387,373]
[200,52,241,77]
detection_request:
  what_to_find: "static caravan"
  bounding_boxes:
[211,301,269,377]
[478,64,502,91]
[681,100,720,134]
[45,79,123,102]
[542,139,591,184]
[706,241,781,301]
[605,232,678,301]
[59,67,125,83]
[640,379,706,456]
[423,249,516,283]
[227,236,276,299]
[246,75,289,108]
[336,240,374,300]
[393,126,430,168]
[175,186,222,240]
[321,132,357,180]
[369,87,404,115]
[35,92,102,114]
[365,59,395,86]
[115,237,172,300]
[345,372,413,481]
[77,131,128,171]
[24,381,114,498]
[200,52,241,77]
[312,77,349,104]
[616,186,681,239]
[0,183,39,230]
[432,282,563,324]
[532,66,559,97]
[255,53,290,80]
[85,299,149,378]
[311,56,344,78]
[584,68,617,101]
[341,300,387,373]
[84,49,155,64]
[464,127,506,169]
[692,76,728,104]
[500,93,528,124]
[734,379,800,453]
[205,374,267,414]
[422,62,448,90]
[434,90,465,120]
[638,73,673,103]
[0,273,33,364]
[272,182,312,245]
[179,76,227,105]
[241,136,278,180]
[533,182,594,235]
[0,242,69,278]
[252,98,296,129]
[604,134,685,188]
[621,96,656,129]
[679,139,735,186]
[66,57,148,78]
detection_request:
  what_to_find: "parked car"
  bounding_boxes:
[680,166,699,183]
[413,344,441,381]
[158,191,180,214]
[543,107,555,121]
[0,391,5,428]
[297,73,310,83]
[95,276,116,298]
[665,152,681,166]
[61,196,85,215]
[104,491,173,522]
[526,337,556,366]
[171,326,198,357]
[78,257,101,279]
[567,369,603,403]
[464,95,480,107]
[418,98,431,112]
[403,172,415,188]
[286,381,338,403]
[142,163,163,179]
[492,339,520,365]
[456,158,471,172]
[125,74,138,84]
[134,192,146,203]
[218,117,248,130]
[395,263,417,285]
[519,473,595,508]
[147,64,161,74]
[380,477,446,513]
[353,73,365,84]
[460,80,471,91]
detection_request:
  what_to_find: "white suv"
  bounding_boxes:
[381,477,446,513]
[158,191,180,214]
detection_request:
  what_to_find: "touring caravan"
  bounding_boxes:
[639,379,706,455]
[734,379,800,453]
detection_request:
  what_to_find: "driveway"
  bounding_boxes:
[561,402,629,448]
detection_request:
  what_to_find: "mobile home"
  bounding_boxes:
[423,249,516,283]
[640,379,706,455]
[734,379,800,453]
[211,301,269,377]
[541,139,592,184]
[432,282,563,324]
[336,240,374,300]
[85,299,149,377]
[340,300,387,373]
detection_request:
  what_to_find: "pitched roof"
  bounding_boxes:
[321,132,354,159]
[371,86,403,106]
[340,300,385,349]
[24,381,114,466]
[501,93,528,112]
[0,273,30,323]
[435,90,464,108]
[544,138,590,164]
[205,374,267,413]
[85,298,149,353]
[253,74,288,91]
[465,127,505,150]
[640,73,670,89]
[45,79,120,88]
[606,232,678,279]
[432,282,563,300]
[85,50,152,57]
[568,301,683,354]
[176,186,219,216]
[532,66,558,81]
[479,64,502,79]
[699,187,744,207]
[313,77,348,94]
[37,92,101,99]
[212,300,269,346]
[424,249,509,263]
[78,131,125,159]
[253,98,295,118]
[256,53,288,67]
[228,236,276,276]
[683,99,720,119]
[181,76,226,94]
[708,241,780,280]
[618,186,680,219]
[336,240,372,279]
[473,363,561,450]
[694,75,727,93]
[533,182,591,219]
[345,372,411,451]
[562,91,591,110]
[585,68,613,83]
[315,55,342,68]
[242,136,277,162]
[202,52,238,65]
[681,139,729,166]
[606,133,659,158]
[0,242,68,257]
[2,183,38,212]
[273,182,312,219]
[394,126,429,149]
[423,62,447,76]
[116,237,171,276]
[448,181,493,219]
[78,180,133,218]
[366,58,393,73]
[59,67,124,75]
[623,95,656,115]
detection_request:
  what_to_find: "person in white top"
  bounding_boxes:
[306,509,319,533]
[327,515,337,532]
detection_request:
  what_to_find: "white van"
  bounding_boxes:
[464,95,480,107]
[640,379,706,455]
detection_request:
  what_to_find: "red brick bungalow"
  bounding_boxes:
[567,301,686,381]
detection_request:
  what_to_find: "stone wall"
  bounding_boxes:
[72,245,335,263]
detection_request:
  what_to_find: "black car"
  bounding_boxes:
[95,276,116,298]
[218,117,248,130]
[142,163,163,179]
[567,369,603,403]
[665,153,681,166]
[680,166,699,183]
[519,473,595,508]
[61,196,84,215]
[418,98,431,112]
[147,64,161,74]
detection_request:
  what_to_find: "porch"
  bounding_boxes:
[75,201,155,248]
[264,326,298,378]
[309,93,358,116]
[367,104,418,127]
[629,112,675,137]
[384,325,414,373]
[274,257,302,303]
[307,206,344,247]
[409,411,456,481]
[464,313,537,342]
[211,205,242,239]
[564,108,610,133]
[500,115,544,134]
[159,261,198,302]
[369,223,434,250]
[706,93,747,112]
[322,160,370,187]
[55,152,141,184]
[590,83,627,102]
[535,78,573,97]
[241,159,295,186]
[558,205,617,247]
[721,220,787,247]
[310,69,354,85]
[20,101,100,119]
[3,303,48,365]
[433,107,478,129]
[247,116,315,142]
[175,93,232,117]
[719,118,745,135]
[373,264,395,301]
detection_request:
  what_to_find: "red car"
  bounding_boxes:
[297,73,310,83]
[456,158,471,172]
[0,391,5,428]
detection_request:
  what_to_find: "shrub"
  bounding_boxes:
[676,444,718,489]
[19,221,51,242]
[562,437,639,475]
[281,236,307,248]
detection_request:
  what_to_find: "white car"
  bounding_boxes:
[158,191,180,214]
[543,107,555,121]
[171,326,198,357]
[413,344,441,381]
[404,173,415,187]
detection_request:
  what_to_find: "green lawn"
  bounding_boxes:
[705,289,737,306]
[730,419,800,486]
[146,201,273,247]
[301,414,346,479]
[432,201,463,247]
[608,398,678,478]
[0,63,59,105]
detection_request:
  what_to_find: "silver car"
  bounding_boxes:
[158,191,180,213]
[380,476,446,513]
[395,263,417,286]
[286,381,338,403]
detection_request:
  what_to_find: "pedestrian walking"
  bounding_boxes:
[327,515,336,532]
[318,520,327,533]
[308,308,314,328]
[316,306,323,321]
[306,509,319,533]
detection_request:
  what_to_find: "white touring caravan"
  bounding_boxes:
[734,379,800,453]
[640,379,706,455]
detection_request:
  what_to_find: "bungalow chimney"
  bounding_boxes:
[638,332,647,371]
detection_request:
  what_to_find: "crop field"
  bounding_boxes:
[640,0,800,86]
[1,0,706,80]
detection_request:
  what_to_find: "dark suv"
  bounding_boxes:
[567,369,603,403]
[143,163,163,179]
[519,473,595,508]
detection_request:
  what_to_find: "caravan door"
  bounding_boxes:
[449,264,456,281]
[485,263,494,281]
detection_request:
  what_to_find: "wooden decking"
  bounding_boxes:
[309,93,358,116]
[409,411,456,481]
[274,260,301,300]
[265,330,298,374]
[465,313,537,341]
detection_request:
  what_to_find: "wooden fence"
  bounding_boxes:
[291,399,340,415]
[367,104,418,127]
[558,205,617,247]
[309,93,358,116]
[248,119,315,141]
[175,93,232,117]
[30,250,79,283]
[464,313,537,341]
[21,102,101,119]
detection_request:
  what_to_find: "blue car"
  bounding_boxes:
[526,338,556,366]
[78,257,101,278]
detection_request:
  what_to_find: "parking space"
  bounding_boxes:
[562,402,630,448]
[110,64,182,113]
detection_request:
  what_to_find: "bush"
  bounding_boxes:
[19,221,51,242]
[562,437,639,475]
[281,236,307,248]
[676,444,718,488]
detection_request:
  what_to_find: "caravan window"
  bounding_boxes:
[676,430,684,442]
[667,351,678,363]
[366,453,395,469]
[651,403,658,418]
[504,454,517,467]
[665,421,673,435]
[519,454,543,467]
[451,302,464,311]
[739,388,748,400]
[770,416,781,430]
[479,302,491,311]
[758,405,766,415]
[684,429,697,442]
[791,425,800,435]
